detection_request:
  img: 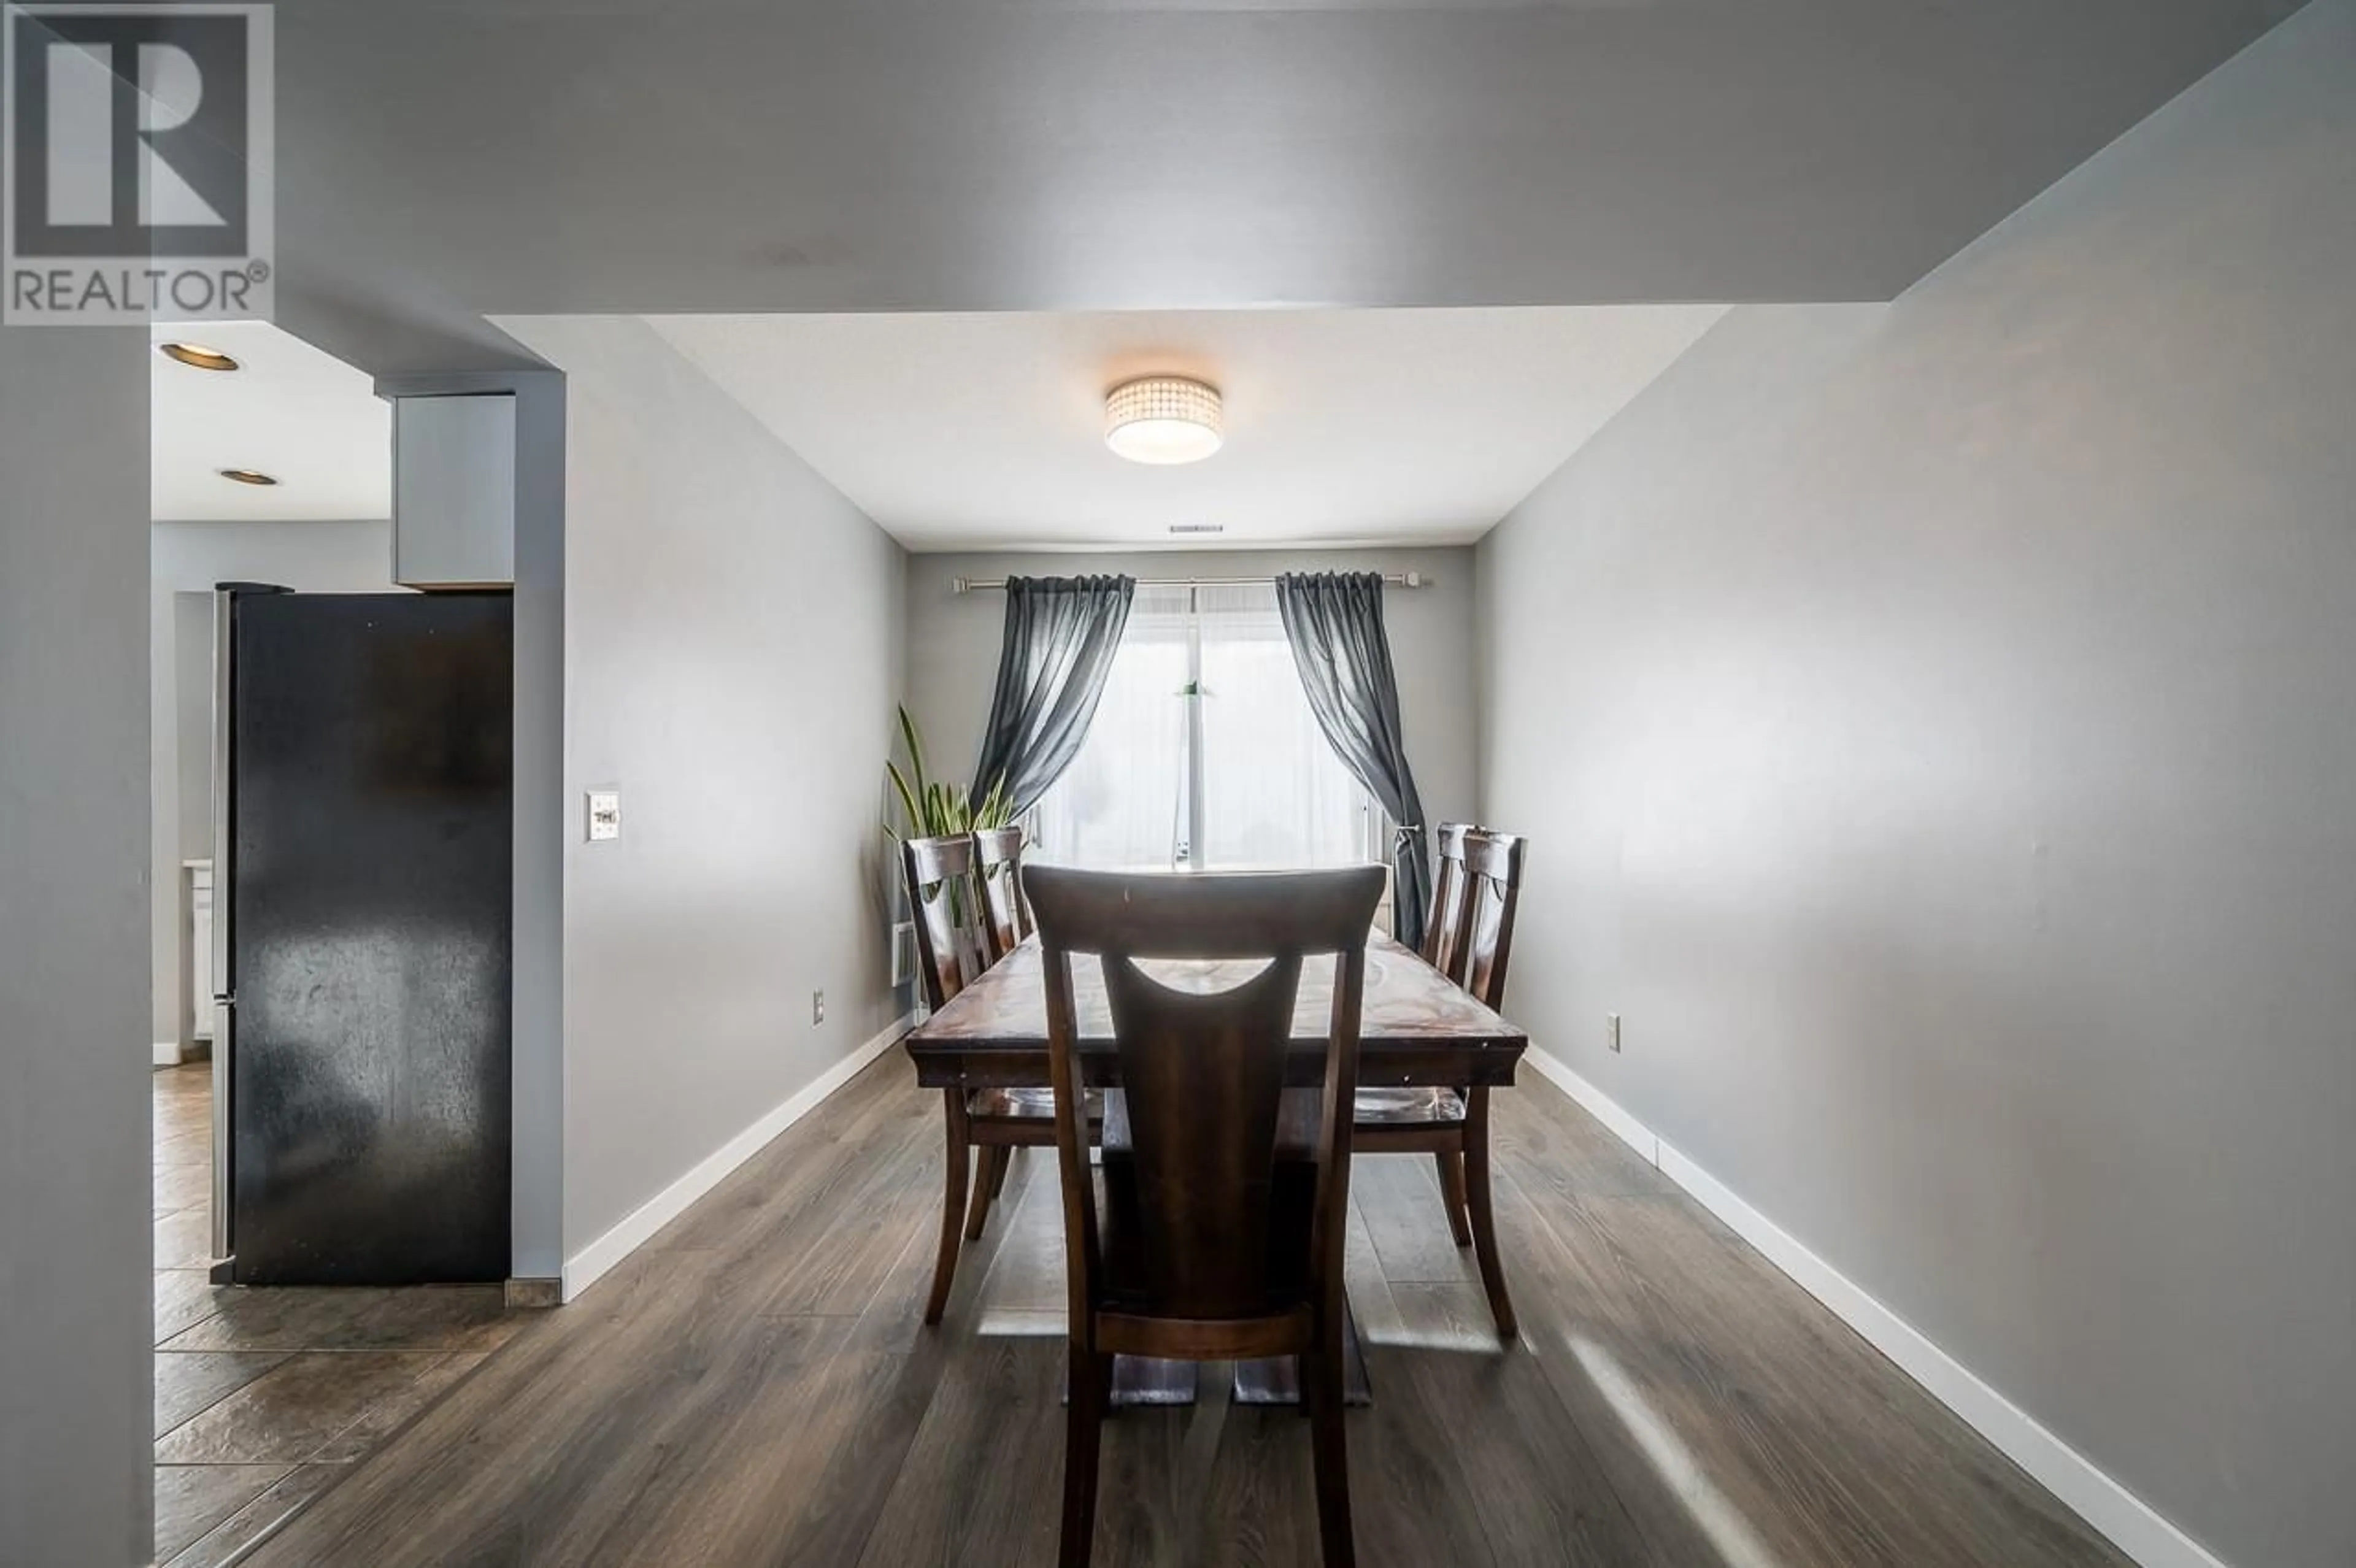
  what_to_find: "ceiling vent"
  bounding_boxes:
[1168,523,1225,536]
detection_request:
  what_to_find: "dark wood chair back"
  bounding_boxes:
[1460,831,1526,1012]
[1025,866,1386,1332]
[1423,822,1479,982]
[902,833,990,1012]
[972,825,1030,962]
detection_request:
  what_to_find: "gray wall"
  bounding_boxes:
[0,329,152,1562]
[498,317,909,1261]
[147,520,396,1048]
[1475,6,2356,1566]
[906,547,1479,837]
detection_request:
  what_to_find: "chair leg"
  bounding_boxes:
[924,1091,972,1326]
[1434,1150,1473,1248]
[964,1145,1001,1241]
[1304,1317,1357,1567]
[1060,1345,1110,1568]
[1463,1087,1518,1340]
[990,1142,1015,1197]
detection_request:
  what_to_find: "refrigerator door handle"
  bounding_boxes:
[209,589,234,1001]
[210,998,232,1261]
[209,586,250,1269]
[207,582,289,1276]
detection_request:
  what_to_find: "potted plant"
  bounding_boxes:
[883,704,1013,839]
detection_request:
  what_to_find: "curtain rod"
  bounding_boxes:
[952,571,1425,594]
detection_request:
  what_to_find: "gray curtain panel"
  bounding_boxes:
[1275,571,1433,950]
[972,575,1138,815]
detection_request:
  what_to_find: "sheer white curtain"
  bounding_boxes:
[1031,582,1374,871]
[1195,583,1369,869]
[1031,585,1191,870]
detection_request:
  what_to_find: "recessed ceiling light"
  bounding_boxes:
[159,342,241,372]
[1106,375,1223,465]
[218,468,279,486]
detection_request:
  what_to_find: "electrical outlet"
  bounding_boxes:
[1607,1013,1622,1053]
[812,990,825,1026]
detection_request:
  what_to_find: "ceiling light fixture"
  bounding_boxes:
[159,342,241,372]
[1105,375,1223,465]
[218,468,280,486]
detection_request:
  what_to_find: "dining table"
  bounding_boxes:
[903,928,1528,1407]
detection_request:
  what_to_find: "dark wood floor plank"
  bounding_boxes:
[153,1352,471,1466]
[1488,1072,1677,1202]
[1355,1153,1484,1285]
[645,1054,917,1259]
[1092,1404,1201,1567]
[163,1464,342,1568]
[231,1056,2138,1568]
[1197,1404,1317,1568]
[968,1151,1067,1318]
[1373,1304,1663,1568]
[1556,1188,2133,1568]
[1383,1280,1501,1351]
[155,1269,229,1343]
[153,1464,291,1562]
[742,1103,947,1316]
[155,1351,293,1439]
[1485,1182,1806,1567]
[853,1146,1049,1348]
[558,1316,926,1568]
[852,1336,1066,1568]
[241,1254,742,1566]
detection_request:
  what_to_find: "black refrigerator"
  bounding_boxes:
[210,585,513,1285]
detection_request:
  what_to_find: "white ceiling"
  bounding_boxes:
[150,323,391,523]
[651,306,1728,551]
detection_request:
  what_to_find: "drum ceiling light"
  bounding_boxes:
[1104,375,1223,465]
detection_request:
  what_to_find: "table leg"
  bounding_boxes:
[1110,1357,1199,1407]
[922,1090,971,1326]
[1063,1353,1199,1407]
[1060,1299,1374,1410]
[1465,1085,1519,1340]
[1231,1296,1373,1408]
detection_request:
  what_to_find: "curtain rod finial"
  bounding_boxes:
[951,577,972,594]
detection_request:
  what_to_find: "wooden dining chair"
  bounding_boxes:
[1028,864,1386,1568]
[1354,828,1527,1339]
[904,832,1063,1322]
[1458,831,1526,1017]
[1419,821,1479,982]
[903,832,990,1013]
[1366,820,1479,1250]
[972,824,1031,963]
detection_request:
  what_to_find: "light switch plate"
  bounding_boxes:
[1606,1013,1622,1053]
[586,790,622,842]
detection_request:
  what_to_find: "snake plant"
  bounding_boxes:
[884,704,1014,839]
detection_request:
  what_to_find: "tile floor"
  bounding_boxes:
[150,1063,528,1566]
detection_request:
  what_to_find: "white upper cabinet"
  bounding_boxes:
[393,393,516,588]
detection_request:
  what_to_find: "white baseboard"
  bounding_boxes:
[153,1040,183,1067]
[560,1012,914,1303]
[1522,1043,2230,1568]
[1520,1044,1658,1164]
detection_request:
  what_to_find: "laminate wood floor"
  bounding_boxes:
[231,1051,2131,1568]
[150,1064,529,1567]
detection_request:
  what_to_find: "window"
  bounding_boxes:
[1033,583,1379,872]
